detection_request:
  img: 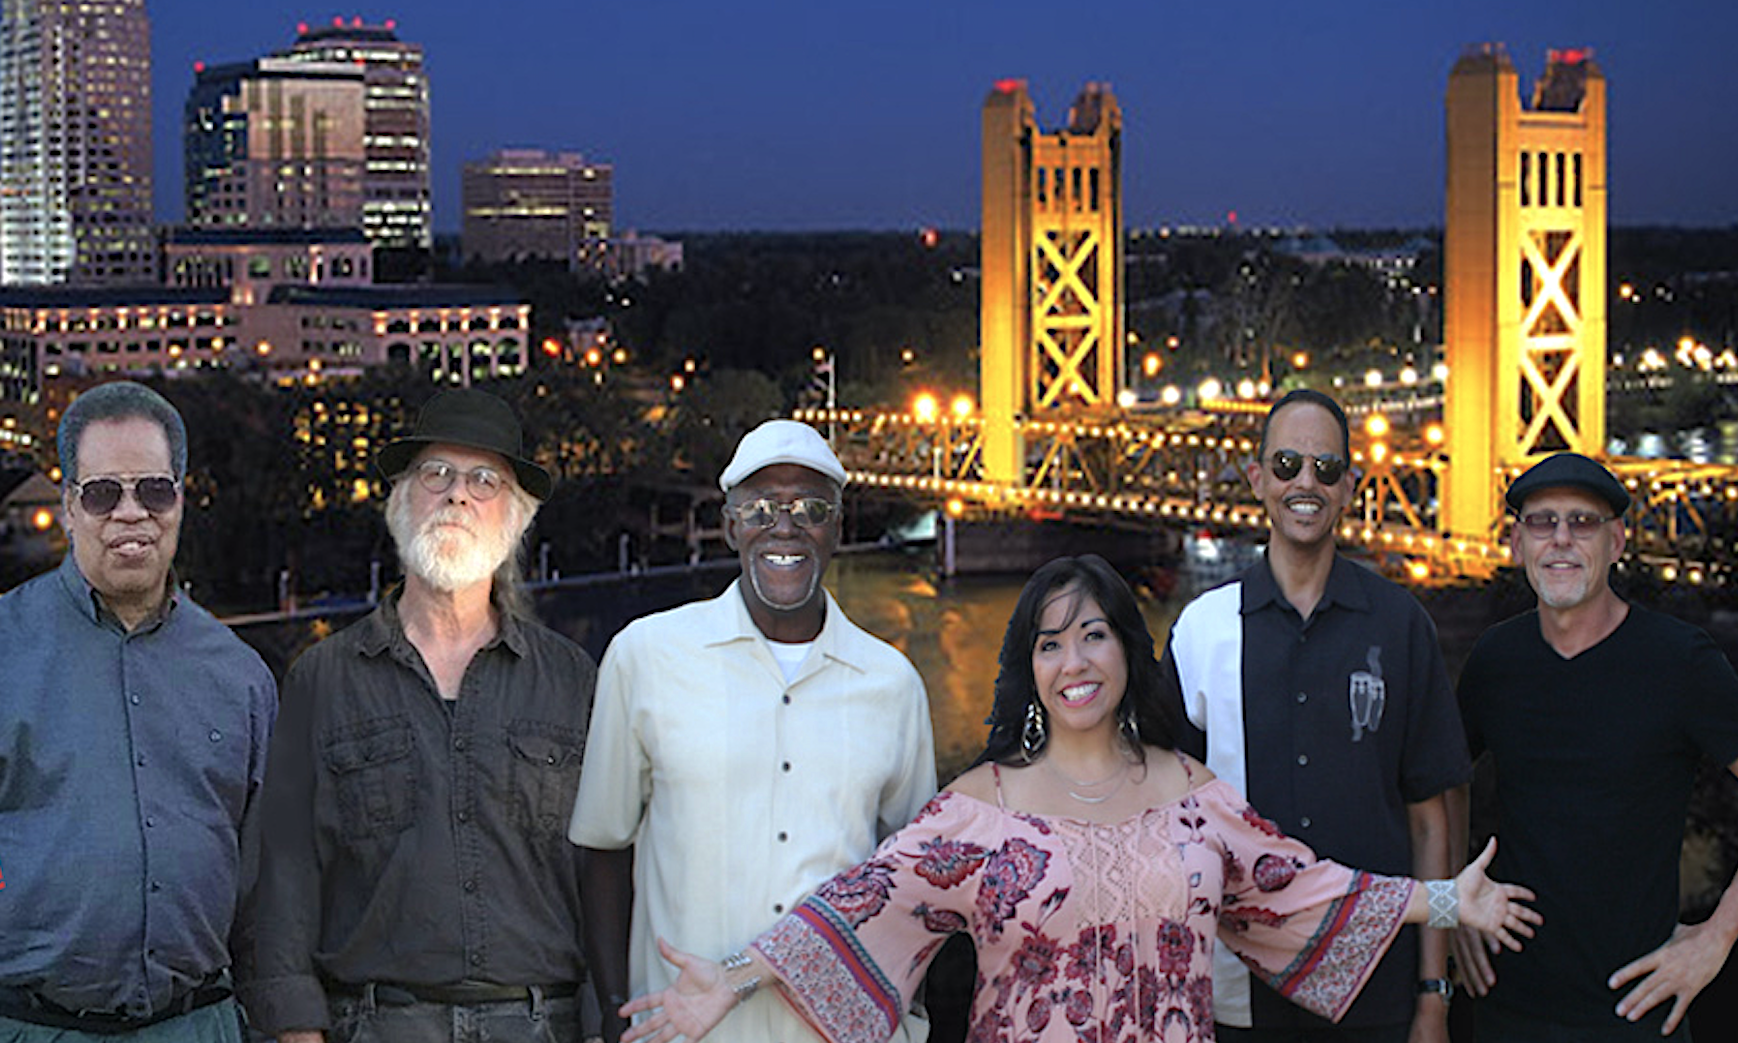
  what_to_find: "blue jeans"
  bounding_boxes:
[328,987,582,1043]
[0,997,244,1043]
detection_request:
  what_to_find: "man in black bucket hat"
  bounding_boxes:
[248,388,603,1042]
[1452,451,1738,1040]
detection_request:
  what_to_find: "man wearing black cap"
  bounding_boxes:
[1452,451,1738,1040]
[247,389,601,1043]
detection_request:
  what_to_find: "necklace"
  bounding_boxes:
[1047,758,1129,804]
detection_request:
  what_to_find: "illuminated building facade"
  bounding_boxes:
[278,19,433,251]
[980,81,1124,484]
[0,0,155,285]
[462,149,614,263]
[249,285,530,385]
[1443,45,1607,537]
[164,227,373,305]
[184,58,366,232]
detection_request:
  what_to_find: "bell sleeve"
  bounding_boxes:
[1200,783,1416,1022]
[750,791,997,1043]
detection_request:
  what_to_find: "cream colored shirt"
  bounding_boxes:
[570,581,936,1043]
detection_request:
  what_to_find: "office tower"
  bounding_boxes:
[0,0,155,284]
[278,18,432,250]
[185,58,366,231]
[461,149,613,263]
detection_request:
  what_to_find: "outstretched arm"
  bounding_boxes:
[1606,757,1738,1035]
[620,938,771,1043]
[1404,837,1541,951]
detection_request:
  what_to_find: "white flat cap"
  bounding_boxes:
[719,420,848,492]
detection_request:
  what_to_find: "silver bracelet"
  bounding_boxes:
[722,951,761,1005]
[1426,879,1459,929]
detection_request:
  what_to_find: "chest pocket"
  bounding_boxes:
[323,717,418,839]
[507,720,584,837]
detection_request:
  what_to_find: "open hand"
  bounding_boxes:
[620,937,738,1043]
[1451,838,1542,952]
[1608,920,1730,1035]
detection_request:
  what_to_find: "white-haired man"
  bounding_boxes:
[570,419,936,1043]
[248,389,601,1043]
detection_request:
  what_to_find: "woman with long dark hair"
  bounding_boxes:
[617,556,1537,1043]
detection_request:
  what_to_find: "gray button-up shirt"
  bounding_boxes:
[0,554,277,1017]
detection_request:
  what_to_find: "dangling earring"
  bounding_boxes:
[1119,703,1140,749]
[1021,700,1047,760]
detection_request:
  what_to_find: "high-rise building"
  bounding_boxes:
[277,19,432,251]
[462,149,613,263]
[0,0,155,285]
[184,58,366,232]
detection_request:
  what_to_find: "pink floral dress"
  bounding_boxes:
[751,766,1414,1043]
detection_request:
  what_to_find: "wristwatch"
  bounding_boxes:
[1417,977,1454,1005]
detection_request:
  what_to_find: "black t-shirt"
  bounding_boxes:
[1459,603,1738,1034]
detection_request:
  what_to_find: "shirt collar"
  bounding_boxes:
[355,585,530,659]
[56,552,179,632]
[705,578,866,673]
[1240,552,1372,617]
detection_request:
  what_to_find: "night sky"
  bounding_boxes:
[149,0,1738,234]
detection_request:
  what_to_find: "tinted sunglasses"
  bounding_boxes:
[1268,449,1348,486]
[1517,510,1613,539]
[725,497,837,529]
[74,474,180,516]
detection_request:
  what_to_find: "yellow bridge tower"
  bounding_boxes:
[1443,45,1607,538]
[980,80,1124,486]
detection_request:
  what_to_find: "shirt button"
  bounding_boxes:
[781,762,791,773]
[1297,754,1309,766]
[781,695,791,705]
[136,754,146,767]
[209,729,222,742]
[773,904,784,914]
[150,880,162,892]
[464,879,478,893]
[1296,692,1307,704]
[145,816,155,828]
[454,737,467,751]
[456,810,470,824]
[469,953,484,966]
[777,831,788,842]
[1300,816,1312,829]
[129,693,141,705]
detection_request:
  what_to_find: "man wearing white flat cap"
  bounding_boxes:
[570,420,935,1043]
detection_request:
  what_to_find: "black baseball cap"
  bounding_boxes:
[1504,452,1630,516]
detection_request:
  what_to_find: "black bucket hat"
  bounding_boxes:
[376,389,552,501]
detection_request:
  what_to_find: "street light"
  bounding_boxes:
[913,392,938,423]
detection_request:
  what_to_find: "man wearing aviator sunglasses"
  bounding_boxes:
[1451,452,1738,1040]
[1,381,276,1041]
[572,419,935,1043]
[1159,388,1470,1043]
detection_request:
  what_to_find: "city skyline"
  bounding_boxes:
[148,0,1738,234]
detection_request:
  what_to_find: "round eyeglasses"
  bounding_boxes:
[413,459,506,501]
[1268,449,1348,487]
[73,474,180,516]
[724,497,838,530]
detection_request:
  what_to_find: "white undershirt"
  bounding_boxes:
[765,638,814,684]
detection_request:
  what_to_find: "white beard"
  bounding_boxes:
[390,500,517,593]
